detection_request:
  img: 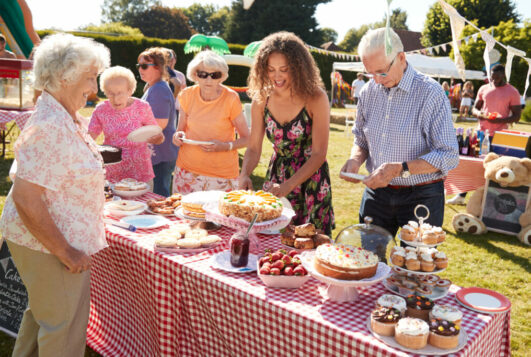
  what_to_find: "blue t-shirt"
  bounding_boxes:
[142,81,178,165]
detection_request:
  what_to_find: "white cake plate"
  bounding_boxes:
[300,251,390,303]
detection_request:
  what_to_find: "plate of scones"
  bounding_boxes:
[280,223,332,251]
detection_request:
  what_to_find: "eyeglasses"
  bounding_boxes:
[364,54,398,78]
[136,63,156,70]
[196,70,222,79]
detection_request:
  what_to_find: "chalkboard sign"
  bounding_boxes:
[480,181,531,235]
[0,241,28,337]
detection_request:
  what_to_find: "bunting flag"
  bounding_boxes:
[439,0,466,80]
[442,44,447,52]
[243,0,255,10]
[523,58,531,99]
[505,45,526,82]
[306,44,358,61]
[481,30,496,80]
[384,0,393,56]
[472,33,478,42]
[464,36,469,45]
[434,46,440,54]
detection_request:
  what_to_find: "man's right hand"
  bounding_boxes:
[340,159,362,183]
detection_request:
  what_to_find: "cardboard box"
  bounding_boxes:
[491,130,531,158]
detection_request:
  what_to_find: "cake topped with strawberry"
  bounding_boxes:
[314,243,379,280]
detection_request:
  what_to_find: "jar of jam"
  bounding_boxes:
[229,231,249,267]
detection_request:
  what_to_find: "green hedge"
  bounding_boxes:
[37,30,354,98]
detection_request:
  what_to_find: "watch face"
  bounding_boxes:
[401,171,411,178]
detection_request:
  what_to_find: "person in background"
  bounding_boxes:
[0,33,110,356]
[89,66,164,184]
[138,47,178,197]
[449,78,462,111]
[165,48,187,127]
[351,72,366,105]
[457,81,474,121]
[172,50,249,194]
[441,81,450,99]
[0,34,16,59]
[340,28,458,237]
[447,64,521,205]
[240,31,335,235]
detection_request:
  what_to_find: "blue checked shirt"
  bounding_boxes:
[353,64,459,186]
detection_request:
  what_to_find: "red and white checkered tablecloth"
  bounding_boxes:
[0,109,31,130]
[87,194,510,357]
[444,156,485,195]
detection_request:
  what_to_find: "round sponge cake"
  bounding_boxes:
[314,243,379,280]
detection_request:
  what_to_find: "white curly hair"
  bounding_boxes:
[99,66,137,95]
[186,50,229,83]
[33,33,110,93]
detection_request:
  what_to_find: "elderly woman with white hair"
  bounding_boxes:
[89,66,164,183]
[0,33,110,356]
[172,50,249,194]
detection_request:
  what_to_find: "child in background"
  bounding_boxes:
[458,81,474,121]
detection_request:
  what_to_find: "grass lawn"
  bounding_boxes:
[0,107,529,356]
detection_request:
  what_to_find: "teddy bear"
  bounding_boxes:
[452,153,531,245]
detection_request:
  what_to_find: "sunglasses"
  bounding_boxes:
[136,63,156,70]
[196,70,222,79]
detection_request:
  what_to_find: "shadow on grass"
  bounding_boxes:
[452,229,531,273]
[0,157,14,195]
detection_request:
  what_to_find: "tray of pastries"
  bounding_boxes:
[383,266,451,300]
[368,294,467,354]
[389,246,447,274]
[280,223,332,250]
[153,223,222,253]
[147,194,182,215]
[399,221,446,247]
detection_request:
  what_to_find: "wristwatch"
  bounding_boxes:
[400,162,411,178]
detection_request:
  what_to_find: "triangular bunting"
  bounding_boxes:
[0,257,10,272]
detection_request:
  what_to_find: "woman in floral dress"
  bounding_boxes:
[239,31,335,235]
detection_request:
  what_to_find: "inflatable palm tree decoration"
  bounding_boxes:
[243,41,262,58]
[184,34,231,56]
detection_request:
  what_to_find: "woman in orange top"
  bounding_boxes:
[172,50,250,194]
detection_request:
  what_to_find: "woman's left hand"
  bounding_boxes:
[266,182,291,198]
[201,139,230,152]
[146,133,165,145]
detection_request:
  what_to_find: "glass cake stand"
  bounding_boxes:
[300,251,390,303]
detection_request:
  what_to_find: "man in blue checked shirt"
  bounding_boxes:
[340,28,459,237]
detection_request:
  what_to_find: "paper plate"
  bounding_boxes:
[121,215,170,229]
[340,171,367,181]
[127,125,162,143]
[455,287,511,313]
[210,251,258,273]
[105,200,147,217]
[182,138,215,146]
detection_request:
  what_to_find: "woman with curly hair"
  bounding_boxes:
[238,31,335,235]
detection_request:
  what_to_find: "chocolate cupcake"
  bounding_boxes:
[406,294,434,321]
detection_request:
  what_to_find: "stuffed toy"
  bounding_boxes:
[452,153,531,245]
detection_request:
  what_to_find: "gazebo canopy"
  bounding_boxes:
[333,53,486,80]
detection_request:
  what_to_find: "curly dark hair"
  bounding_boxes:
[247,32,324,102]
[138,47,169,81]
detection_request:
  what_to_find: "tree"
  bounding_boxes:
[339,24,371,52]
[421,0,520,48]
[101,0,161,23]
[223,0,331,46]
[80,22,143,37]
[318,27,338,44]
[127,6,193,39]
[339,8,408,52]
[459,20,531,93]
[182,3,229,36]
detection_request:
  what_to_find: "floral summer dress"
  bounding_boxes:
[264,106,335,235]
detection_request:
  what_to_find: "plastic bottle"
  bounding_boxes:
[480,130,490,155]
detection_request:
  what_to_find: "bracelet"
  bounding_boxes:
[228,142,233,151]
